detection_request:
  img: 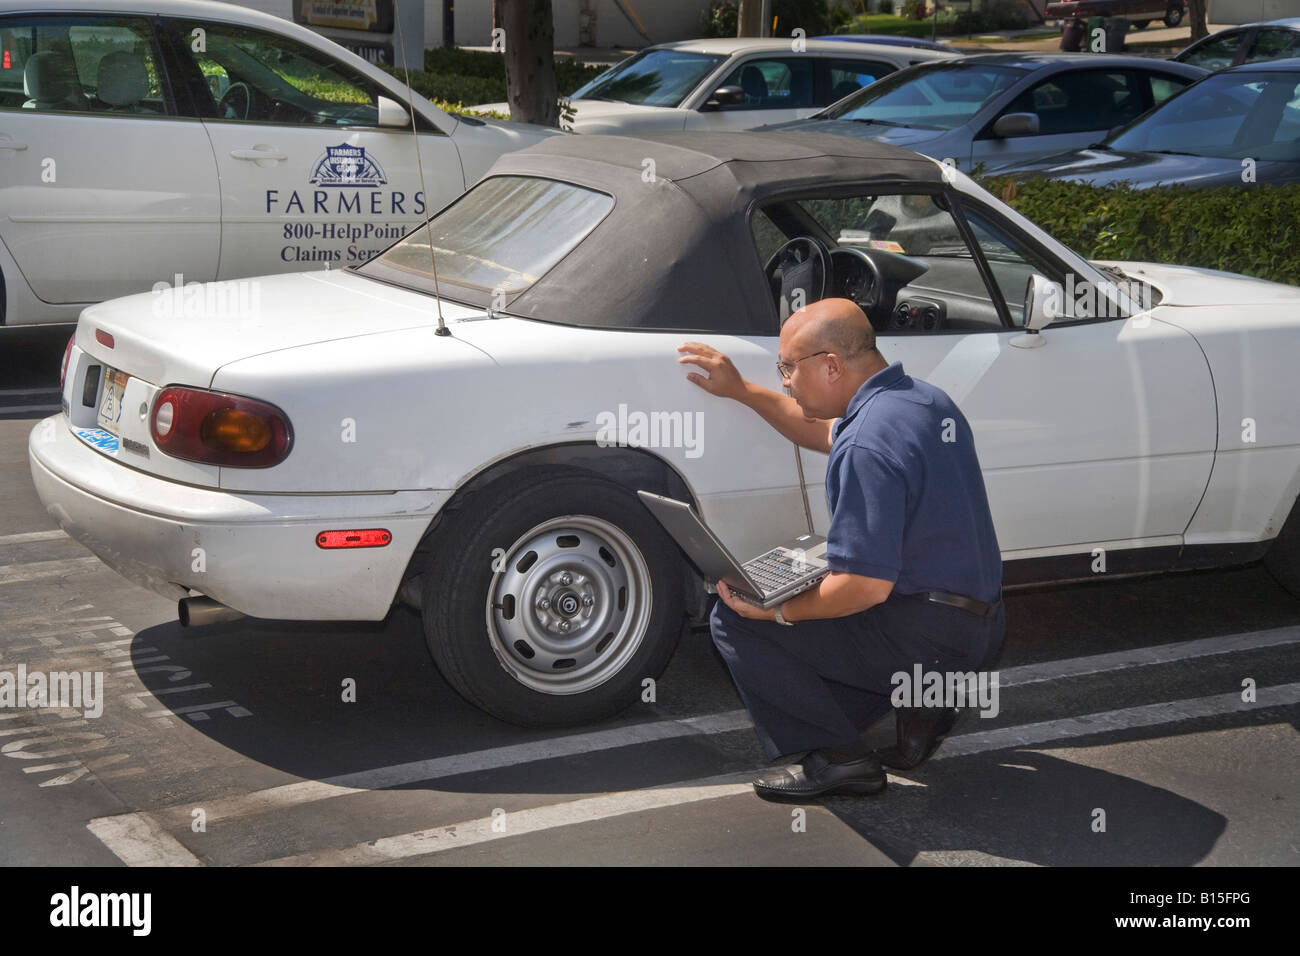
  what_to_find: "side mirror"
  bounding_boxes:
[377,95,411,128]
[1011,274,1059,349]
[992,112,1040,138]
[704,85,745,109]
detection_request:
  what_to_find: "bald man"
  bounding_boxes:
[678,298,1004,799]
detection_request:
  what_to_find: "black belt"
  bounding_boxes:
[898,589,1001,618]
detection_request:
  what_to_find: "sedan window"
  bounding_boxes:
[1179,31,1247,71]
[569,49,726,108]
[821,63,1021,130]
[824,59,895,104]
[1001,70,1146,135]
[1247,28,1300,64]
[0,16,168,115]
[715,57,816,108]
[174,21,386,126]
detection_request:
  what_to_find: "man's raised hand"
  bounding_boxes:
[677,342,748,402]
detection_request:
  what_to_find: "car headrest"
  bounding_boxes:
[97,51,149,107]
[24,52,79,104]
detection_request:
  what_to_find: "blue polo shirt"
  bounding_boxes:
[825,361,1002,604]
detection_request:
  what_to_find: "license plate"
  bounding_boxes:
[96,368,128,435]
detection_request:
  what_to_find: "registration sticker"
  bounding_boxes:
[96,368,128,435]
[72,426,120,454]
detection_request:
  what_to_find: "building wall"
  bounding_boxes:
[1209,0,1300,25]
[216,0,712,50]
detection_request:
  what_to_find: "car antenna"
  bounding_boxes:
[393,5,450,337]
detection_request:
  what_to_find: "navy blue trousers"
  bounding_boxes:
[710,592,1006,761]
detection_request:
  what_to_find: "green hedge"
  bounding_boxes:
[381,48,606,109]
[976,175,1300,287]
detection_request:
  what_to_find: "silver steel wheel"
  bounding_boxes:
[485,515,654,695]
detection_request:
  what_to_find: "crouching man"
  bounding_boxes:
[677,298,1005,800]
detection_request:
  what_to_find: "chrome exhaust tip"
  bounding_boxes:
[178,596,246,628]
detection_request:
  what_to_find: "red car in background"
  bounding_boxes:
[1046,0,1186,29]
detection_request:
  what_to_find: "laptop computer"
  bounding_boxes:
[637,490,829,608]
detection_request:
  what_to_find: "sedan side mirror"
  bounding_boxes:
[703,85,746,110]
[377,95,411,128]
[1011,273,1058,349]
[992,112,1040,138]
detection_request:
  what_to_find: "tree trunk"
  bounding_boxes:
[1188,0,1209,42]
[495,0,558,127]
[738,0,764,37]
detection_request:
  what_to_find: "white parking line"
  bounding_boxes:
[998,625,1300,686]
[79,631,1300,865]
[146,709,754,830]
[85,813,202,867]
[0,529,70,546]
[0,557,102,586]
[936,682,1300,759]
[253,772,758,867]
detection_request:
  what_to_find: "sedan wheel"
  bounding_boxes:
[420,470,685,726]
[1164,5,1183,27]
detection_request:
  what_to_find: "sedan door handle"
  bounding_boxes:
[0,139,27,151]
[230,147,287,162]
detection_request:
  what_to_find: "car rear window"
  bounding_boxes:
[362,176,614,297]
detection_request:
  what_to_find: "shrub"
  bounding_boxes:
[701,0,739,37]
[901,0,929,19]
[976,175,1300,287]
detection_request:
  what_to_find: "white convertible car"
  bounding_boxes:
[28,132,1300,726]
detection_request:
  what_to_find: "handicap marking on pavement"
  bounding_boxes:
[0,609,253,789]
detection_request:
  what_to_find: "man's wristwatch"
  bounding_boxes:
[773,603,793,626]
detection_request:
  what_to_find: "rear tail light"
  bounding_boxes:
[60,334,74,390]
[150,386,292,467]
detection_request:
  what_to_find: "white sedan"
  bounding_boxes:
[483,38,956,133]
[0,0,559,326]
[28,131,1300,727]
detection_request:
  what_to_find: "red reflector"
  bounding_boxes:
[316,529,391,549]
[3,52,10,69]
[95,329,115,349]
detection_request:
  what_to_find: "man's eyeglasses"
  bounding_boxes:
[776,351,829,379]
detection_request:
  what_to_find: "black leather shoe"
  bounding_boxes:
[877,706,961,770]
[752,749,886,800]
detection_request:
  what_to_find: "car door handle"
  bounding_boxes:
[0,139,27,150]
[230,147,287,162]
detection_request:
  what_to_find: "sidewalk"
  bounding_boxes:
[947,21,1232,54]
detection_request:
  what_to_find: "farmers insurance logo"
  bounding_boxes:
[309,143,387,187]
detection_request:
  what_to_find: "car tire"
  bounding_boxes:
[1164,5,1183,27]
[420,469,686,726]
[1264,494,1300,600]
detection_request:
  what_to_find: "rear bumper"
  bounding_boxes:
[28,416,448,620]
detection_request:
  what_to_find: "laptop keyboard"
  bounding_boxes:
[744,549,812,596]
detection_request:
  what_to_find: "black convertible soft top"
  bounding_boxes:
[476,131,946,333]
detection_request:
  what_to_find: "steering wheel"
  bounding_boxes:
[829,246,885,312]
[217,81,252,121]
[763,236,834,322]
